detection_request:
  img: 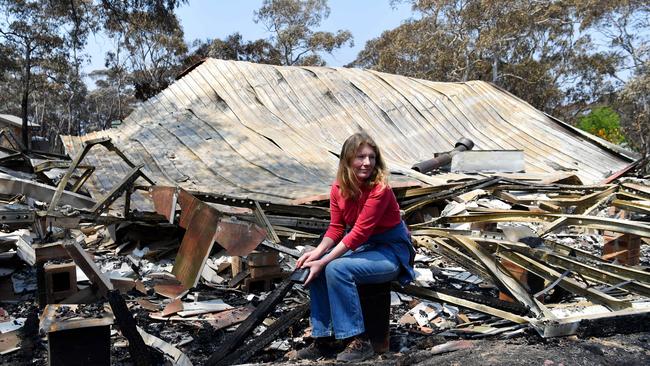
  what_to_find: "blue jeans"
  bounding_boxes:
[309,222,415,339]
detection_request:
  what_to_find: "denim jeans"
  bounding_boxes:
[309,222,414,339]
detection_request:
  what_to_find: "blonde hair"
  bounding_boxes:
[336,132,389,199]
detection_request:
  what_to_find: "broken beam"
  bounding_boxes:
[446,234,553,319]
[108,290,152,366]
[216,304,309,366]
[205,277,294,366]
[499,251,631,311]
[64,239,113,297]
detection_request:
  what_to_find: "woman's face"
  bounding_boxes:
[351,143,376,182]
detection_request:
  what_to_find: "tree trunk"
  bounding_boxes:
[492,53,498,84]
[21,42,31,152]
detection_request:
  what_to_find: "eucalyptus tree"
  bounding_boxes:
[352,0,619,118]
[99,0,188,100]
[254,0,353,66]
[0,0,67,149]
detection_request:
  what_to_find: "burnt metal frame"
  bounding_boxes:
[0,128,25,151]
[33,160,97,193]
[499,250,631,311]
[253,200,280,244]
[435,212,650,238]
[48,137,154,216]
[446,234,554,320]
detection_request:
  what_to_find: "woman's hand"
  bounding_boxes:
[302,259,326,286]
[296,247,322,269]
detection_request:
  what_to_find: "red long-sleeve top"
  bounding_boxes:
[324,181,402,250]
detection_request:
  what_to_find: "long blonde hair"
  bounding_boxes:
[336,132,389,199]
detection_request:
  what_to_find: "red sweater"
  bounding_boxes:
[324,181,402,250]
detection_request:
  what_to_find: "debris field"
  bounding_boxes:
[0,60,649,365]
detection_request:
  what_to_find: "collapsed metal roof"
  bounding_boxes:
[61,59,633,203]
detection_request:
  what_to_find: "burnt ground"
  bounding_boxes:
[1,288,649,366]
[275,332,650,366]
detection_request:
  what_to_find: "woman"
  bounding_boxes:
[295,132,415,362]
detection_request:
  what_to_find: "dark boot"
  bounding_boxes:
[336,335,374,362]
[291,336,338,360]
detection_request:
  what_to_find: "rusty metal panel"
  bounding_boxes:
[172,190,220,289]
[213,216,268,256]
[149,186,176,221]
[150,186,266,289]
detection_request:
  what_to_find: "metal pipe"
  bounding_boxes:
[412,138,474,174]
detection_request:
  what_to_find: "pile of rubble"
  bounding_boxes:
[0,137,649,365]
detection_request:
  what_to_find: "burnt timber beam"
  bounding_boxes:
[216,304,309,366]
[108,290,153,366]
[205,277,295,366]
[64,239,114,298]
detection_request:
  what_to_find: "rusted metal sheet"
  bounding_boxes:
[174,190,221,289]
[148,306,253,327]
[149,186,177,223]
[150,186,266,289]
[214,217,268,256]
[153,282,188,299]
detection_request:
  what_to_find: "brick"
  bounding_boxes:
[602,233,641,265]
[498,259,527,303]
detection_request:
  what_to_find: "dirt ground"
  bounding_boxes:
[272,332,650,366]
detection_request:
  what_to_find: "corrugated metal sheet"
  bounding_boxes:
[60,59,632,204]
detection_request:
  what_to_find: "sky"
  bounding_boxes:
[83,0,415,76]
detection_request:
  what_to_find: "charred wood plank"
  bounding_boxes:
[64,239,113,297]
[108,289,152,366]
[205,277,294,366]
[216,303,309,366]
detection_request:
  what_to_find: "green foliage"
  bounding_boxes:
[618,61,650,155]
[577,106,626,144]
[352,1,619,116]
[254,0,353,66]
